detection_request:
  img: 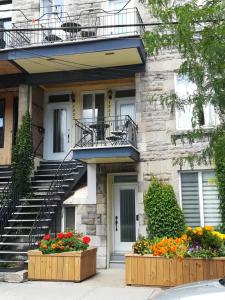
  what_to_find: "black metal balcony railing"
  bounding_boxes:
[0,8,144,50]
[75,115,138,148]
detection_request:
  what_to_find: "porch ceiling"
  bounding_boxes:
[0,37,146,75]
[14,48,142,74]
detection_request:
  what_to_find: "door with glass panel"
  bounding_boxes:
[82,93,105,141]
[45,102,71,160]
[113,184,138,252]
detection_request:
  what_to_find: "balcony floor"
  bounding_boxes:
[72,145,140,163]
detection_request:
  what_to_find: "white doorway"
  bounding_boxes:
[44,101,72,160]
[113,183,138,253]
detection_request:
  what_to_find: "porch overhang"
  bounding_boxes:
[72,146,140,163]
[0,37,146,74]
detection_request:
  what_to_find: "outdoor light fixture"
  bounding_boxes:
[107,89,113,100]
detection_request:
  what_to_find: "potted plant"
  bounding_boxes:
[126,226,225,286]
[126,178,225,287]
[28,231,97,282]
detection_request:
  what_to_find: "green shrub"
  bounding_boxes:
[213,133,225,230]
[144,177,185,239]
[12,111,34,198]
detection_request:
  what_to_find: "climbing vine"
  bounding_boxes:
[12,111,34,198]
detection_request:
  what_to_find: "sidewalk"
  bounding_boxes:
[0,269,163,300]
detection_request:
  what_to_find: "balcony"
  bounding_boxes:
[73,115,139,163]
[1,8,144,50]
[0,8,146,86]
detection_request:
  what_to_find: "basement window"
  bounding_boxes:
[64,206,75,230]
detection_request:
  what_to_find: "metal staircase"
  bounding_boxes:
[0,158,86,266]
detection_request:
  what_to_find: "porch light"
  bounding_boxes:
[107,89,113,100]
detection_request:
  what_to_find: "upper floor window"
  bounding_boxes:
[40,0,64,18]
[0,1,12,29]
[175,75,219,130]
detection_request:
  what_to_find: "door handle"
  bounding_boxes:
[68,129,70,143]
[115,216,118,231]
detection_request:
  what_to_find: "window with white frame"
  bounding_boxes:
[40,0,64,18]
[180,170,221,227]
[175,75,219,130]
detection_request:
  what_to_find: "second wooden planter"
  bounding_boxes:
[125,253,225,287]
[28,247,97,282]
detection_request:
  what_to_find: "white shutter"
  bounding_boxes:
[181,172,201,227]
[202,171,221,226]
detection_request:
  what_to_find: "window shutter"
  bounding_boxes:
[202,171,221,226]
[181,172,201,227]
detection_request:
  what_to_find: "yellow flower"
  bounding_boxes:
[204,225,214,231]
[195,227,202,232]
[186,226,192,231]
[51,243,56,249]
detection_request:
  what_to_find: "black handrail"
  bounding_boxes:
[0,180,20,236]
[75,115,138,148]
[28,151,86,247]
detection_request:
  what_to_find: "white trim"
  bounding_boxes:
[198,172,205,226]
[81,90,106,120]
[178,172,182,208]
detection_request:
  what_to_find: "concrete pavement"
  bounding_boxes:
[0,269,163,300]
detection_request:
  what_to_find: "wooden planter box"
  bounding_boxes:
[125,253,225,287]
[28,247,97,282]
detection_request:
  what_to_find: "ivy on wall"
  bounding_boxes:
[12,111,34,198]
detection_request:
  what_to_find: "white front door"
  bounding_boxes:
[44,102,72,160]
[113,184,138,252]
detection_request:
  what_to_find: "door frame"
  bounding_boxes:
[43,92,73,160]
[112,182,138,253]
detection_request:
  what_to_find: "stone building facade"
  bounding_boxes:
[0,0,219,268]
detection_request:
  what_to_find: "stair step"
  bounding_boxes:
[13,212,39,215]
[31,179,75,184]
[0,242,30,246]
[16,205,57,208]
[8,219,51,222]
[0,251,27,254]
[4,226,48,229]
[1,234,42,237]
[0,260,26,263]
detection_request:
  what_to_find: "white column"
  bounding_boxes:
[87,164,96,204]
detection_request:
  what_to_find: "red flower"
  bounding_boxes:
[65,232,74,238]
[82,236,91,244]
[43,234,51,241]
[57,232,65,239]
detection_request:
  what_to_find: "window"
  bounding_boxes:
[0,99,5,148]
[82,93,105,122]
[41,0,64,18]
[175,75,219,130]
[64,206,75,230]
[180,171,221,227]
